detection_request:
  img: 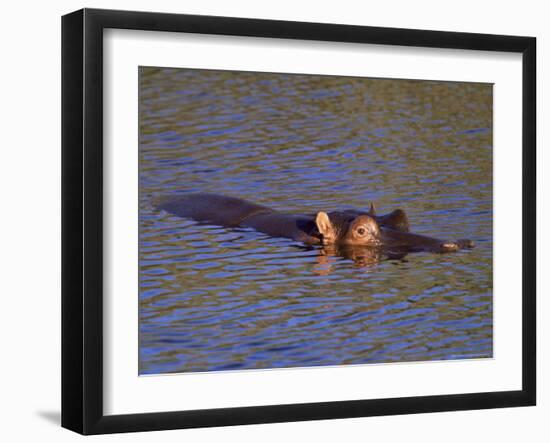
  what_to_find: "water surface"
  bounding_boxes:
[139,67,493,375]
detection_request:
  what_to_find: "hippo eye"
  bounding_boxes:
[356,227,367,236]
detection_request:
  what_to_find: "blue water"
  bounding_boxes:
[138,67,493,375]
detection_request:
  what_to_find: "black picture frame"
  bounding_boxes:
[61,8,536,435]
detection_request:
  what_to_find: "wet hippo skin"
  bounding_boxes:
[158,193,475,253]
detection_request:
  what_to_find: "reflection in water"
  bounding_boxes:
[139,67,493,375]
[318,244,406,269]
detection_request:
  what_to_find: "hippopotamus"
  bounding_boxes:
[157,193,474,254]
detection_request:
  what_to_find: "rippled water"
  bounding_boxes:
[139,67,493,375]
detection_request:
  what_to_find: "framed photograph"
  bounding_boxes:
[61,8,536,435]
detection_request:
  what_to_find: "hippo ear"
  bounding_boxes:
[369,202,377,216]
[315,211,335,242]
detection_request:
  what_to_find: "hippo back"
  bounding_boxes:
[158,193,274,227]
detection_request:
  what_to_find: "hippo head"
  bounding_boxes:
[315,211,381,246]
